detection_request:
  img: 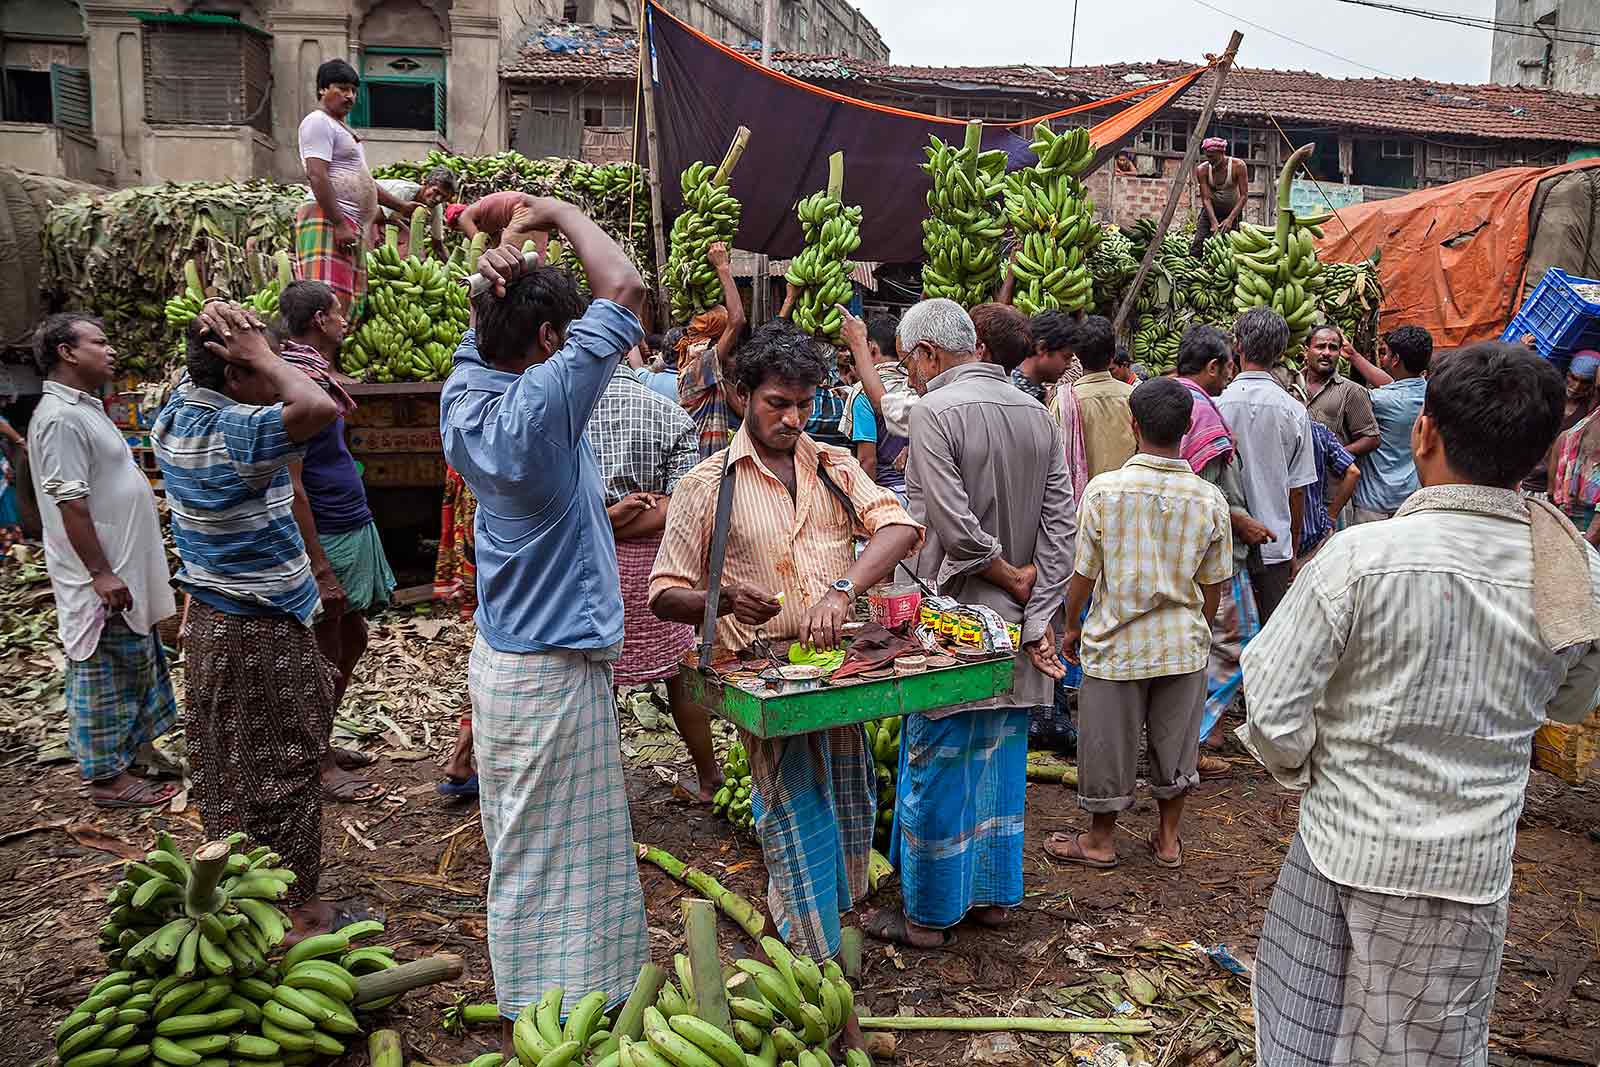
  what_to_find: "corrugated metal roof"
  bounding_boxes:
[502,27,1600,145]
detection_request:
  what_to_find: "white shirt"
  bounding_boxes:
[1238,485,1600,904]
[1217,370,1317,564]
[298,109,375,228]
[28,381,177,659]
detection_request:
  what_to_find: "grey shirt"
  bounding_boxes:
[906,361,1078,712]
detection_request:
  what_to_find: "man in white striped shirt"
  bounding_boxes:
[1240,341,1600,1066]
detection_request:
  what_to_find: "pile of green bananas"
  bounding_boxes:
[863,717,900,852]
[649,939,870,1067]
[1004,123,1101,316]
[341,217,471,383]
[1314,256,1384,352]
[163,252,292,336]
[712,741,755,833]
[664,159,742,323]
[513,985,617,1067]
[1087,226,1140,319]
[250,929,392,1060]
[162,261,208,332]
[787,153,862,344]
[919,124,1007,305]
[1228,145,1330,352]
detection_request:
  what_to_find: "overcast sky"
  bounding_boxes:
[849,0,1497,83]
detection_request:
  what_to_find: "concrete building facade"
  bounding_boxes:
[1490,0,1600,94]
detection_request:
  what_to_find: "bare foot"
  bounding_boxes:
[283,899,337,947]
[862,908,953,949]
[965,905,1011,928]
[681,771,724,804]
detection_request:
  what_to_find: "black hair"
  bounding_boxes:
[471,266,588,367]
[644,333,665,352]
[1071,314,1116,372]
[423,165,458,196]
[733,319,832,394]
[1030,310,1075,356]
[866,314,899,358]
[970,303,1032,372]
[1234,307,1290,367]
[317,59,360,92]
[278,280,338,337]
[1307,323,1344,348]
[1175,323,1233,376]
[33,313,100,376]
[1112,346,1132,367]
[1384,324,1433,375]
[662,326,686,368]
[1129,376,1194,448]
[1422,340,1563,487]
[185,318,229,393]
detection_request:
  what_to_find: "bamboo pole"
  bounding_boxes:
[752,0,778,327]
[639,3,672,318]
[683,899,733,1036]
[1113,30,1244,334]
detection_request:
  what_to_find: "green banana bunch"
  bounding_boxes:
[1227,144,1329,359]
[1086,226,1140,318]
[863,716,901,851]
[162,260,207,330]
[514,985,615,1066]
[665,159,743,323]
[340,223,470,383]
[259,949,370,1057]
[920,122,1008,306]
[711,741,755,833]
[787,152,862,343]
[1005,122,1101,316]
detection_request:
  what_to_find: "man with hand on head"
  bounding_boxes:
[650,319,922,1015]
[439,197,650,1048]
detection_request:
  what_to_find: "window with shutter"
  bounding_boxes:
[136,13,273,133]
[50,64,92,131]
[353,48,446,135]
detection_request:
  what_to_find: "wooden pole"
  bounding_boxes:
[752,0,779,326]
[1113,30,1244,335]
[639,3,672,319]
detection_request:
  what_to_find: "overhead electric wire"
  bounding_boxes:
[1187,0,1401,77]
[1332,0,1600,47]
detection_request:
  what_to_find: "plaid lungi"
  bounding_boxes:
[469,634,648,1020]
[294,202,366,308]
[319,521,396,614]
[747,724,875,960]
[182,601,337,905]
[891,707,1028,929]
[1255,835,1508,1067]
[614,533,695,686]
[66,617,178,781]
[1201,569,1260,740]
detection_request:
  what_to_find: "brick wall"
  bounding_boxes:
[1081,167,1198,229]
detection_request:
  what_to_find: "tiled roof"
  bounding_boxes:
[503,25,1600,145]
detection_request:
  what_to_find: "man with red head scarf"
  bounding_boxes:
[1193,136,1250,257]
[675,242,747,459]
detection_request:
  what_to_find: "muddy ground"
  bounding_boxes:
[3,609,1600,1067]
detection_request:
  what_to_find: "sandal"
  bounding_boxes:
[436,772,479,799]
[332,747,376,770]
[1043,832,1119,869]
[862,909,955,949]
[93,777,178,810]
[322,769,385,804]
[1148,832,1183,869]
[1197,754,1233,780]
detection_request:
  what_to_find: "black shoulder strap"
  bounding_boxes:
[697,452,738,671]
[815,457,932,597]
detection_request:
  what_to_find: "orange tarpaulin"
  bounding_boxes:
[1313,158,1600,349]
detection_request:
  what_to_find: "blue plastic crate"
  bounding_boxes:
[1502,268,1600,370]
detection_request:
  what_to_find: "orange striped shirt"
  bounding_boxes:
[649,426,923,655]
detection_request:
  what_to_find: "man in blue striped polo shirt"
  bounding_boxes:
[154,301,351,941]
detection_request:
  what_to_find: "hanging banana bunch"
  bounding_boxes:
[664,127,750,324]
[1228,143,1331,361]
[1005,122,1101,316]
[786,151,863,344]
[921,120,1008,306]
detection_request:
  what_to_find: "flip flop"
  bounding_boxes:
[323,773,386,804]
[862,909,955,949]
[1148,832,1183,869]
[1042,832,1119,869]
[94,777,178,810]
[132,745,185,781]
[436,773,479,799]
[332,747,376,770]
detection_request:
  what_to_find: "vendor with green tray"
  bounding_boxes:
[649,318,922,1044]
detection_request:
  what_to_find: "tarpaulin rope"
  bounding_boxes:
[1232,67,1360,244]
[644,0,1208,140]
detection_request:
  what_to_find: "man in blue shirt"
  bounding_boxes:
[155,301,345,939]
[1349,325,1431,522]
[439,200,650,1041]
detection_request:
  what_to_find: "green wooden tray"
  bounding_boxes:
[683,656,1017,739]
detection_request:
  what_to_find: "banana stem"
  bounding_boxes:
[858,1016,1155,1035]
[713,126,751,187]
[596,962,667,1059]
[352,954,465,1007]
[962,120,983,179]
[827,151,845,202]
[684,899,733,1035]
[185,840,231,915]
[637,844,766,941]
[370,1029,404,1067]
[1275,144,1315,253]
[275,250,293,288]
[1024,761,1078,786]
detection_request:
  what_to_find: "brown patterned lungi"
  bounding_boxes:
[182,601,338,905]
[614,533,695,686]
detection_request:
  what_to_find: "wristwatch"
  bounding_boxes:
[831,578,856,600]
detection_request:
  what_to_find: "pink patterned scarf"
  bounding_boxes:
[1177,376,1234,474]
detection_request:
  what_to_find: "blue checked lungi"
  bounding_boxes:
[469,635,648,1020]
[66,618,177,781]
[747,724,875,960]
[890,708,1028,929]
[1201,569,1260,741]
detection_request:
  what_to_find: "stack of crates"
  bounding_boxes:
[1501,268,1600,372]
